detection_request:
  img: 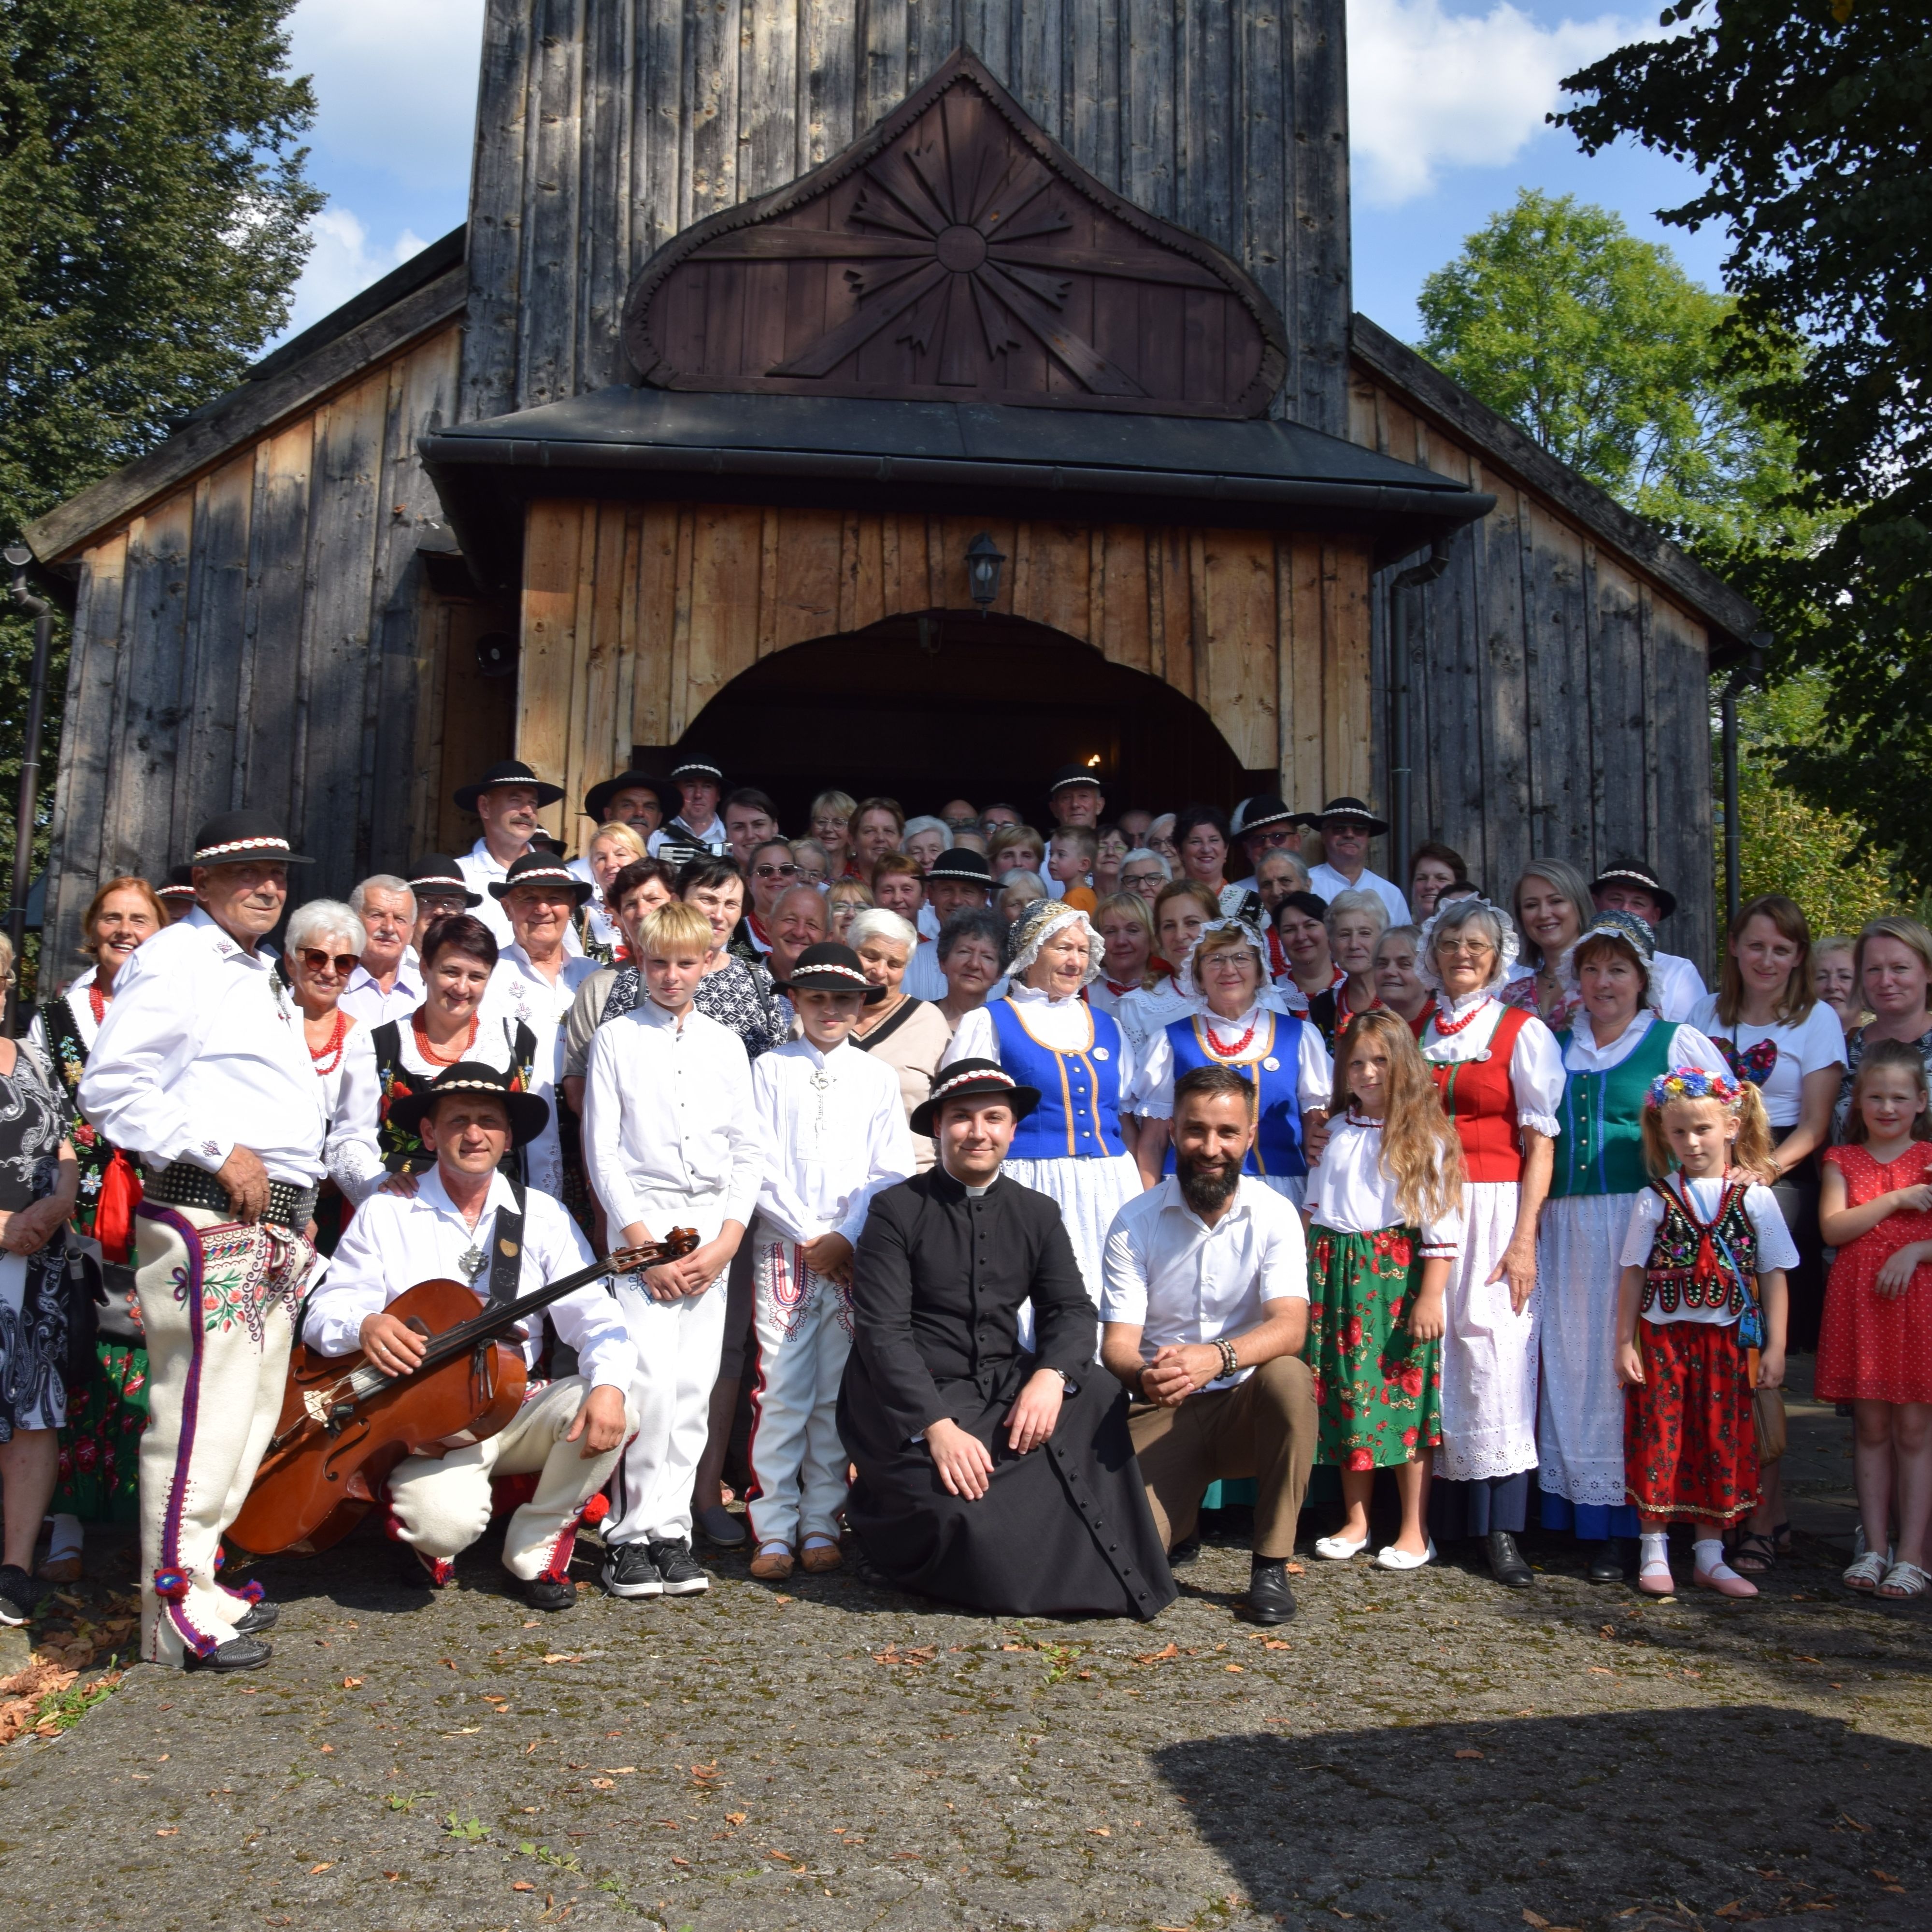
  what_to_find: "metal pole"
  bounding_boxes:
[1720,681,1741,931]
[5,547,53,1036]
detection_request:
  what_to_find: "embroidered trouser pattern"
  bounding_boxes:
[133,1202,313,1666]
[387,1377,639,1579]
[746,1239,854,1549]
[605,1270,727,1546]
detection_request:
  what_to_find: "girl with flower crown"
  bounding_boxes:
[1615,1068,1792,1598]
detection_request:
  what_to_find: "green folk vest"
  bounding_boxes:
[1549,1019,1681,1200]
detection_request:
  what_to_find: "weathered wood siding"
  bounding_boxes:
[463,0,1350,432]
[1349,364,1718,972]
[515,499,1373,852]
[43,325,467,966]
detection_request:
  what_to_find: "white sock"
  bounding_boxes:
[1640,1531,1669,1568]
[1693,1537,1726,1574]
[46,1515,83,1560]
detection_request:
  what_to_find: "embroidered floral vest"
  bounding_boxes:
[1640,1177,1755,1320]
[40,992,115,1239]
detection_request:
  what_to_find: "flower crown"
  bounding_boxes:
[1646,1067,1743,1111]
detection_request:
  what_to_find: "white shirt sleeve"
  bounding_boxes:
[1130,1023,1175,1120]
[1297,1021,1334,1114]
[751,1054,818,1246]
[719,1044,764,1232]
[1792,1002,1850,1077]
[1667,1025,1730,1079]
[302,1192,398,1354]
[323,1021,386,1207]
[1258,1196,1310,1301]
[1510,1013,1566,1137]
[943,1003,1001,1069]
[1744,1182,1801,1273]
[1618,1187,1668,1268]
[837,1081,917,1249]
[1098,1200,1151,1328]
[583,1023,645,1233]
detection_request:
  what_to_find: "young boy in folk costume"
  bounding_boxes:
[1616,1069,1793,1599]
[744,943,915,1582]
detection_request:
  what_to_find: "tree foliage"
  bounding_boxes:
[1557,0,1932,893]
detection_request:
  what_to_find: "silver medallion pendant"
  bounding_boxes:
[457,1245,486,1284]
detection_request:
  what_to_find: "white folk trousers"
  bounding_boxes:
[746,1238,854,1549]
[604,1270,727,1546]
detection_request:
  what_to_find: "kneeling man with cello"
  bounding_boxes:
[303,1065,638,1610]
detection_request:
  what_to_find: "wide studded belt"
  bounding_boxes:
[145,1162,319,1231]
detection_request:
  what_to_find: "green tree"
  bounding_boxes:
[0,0,319,988]
[1557,1,1932,894]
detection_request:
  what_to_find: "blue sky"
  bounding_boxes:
[279,0,1729,350]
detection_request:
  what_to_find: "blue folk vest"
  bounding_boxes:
[989,998,1128,1162]
[1159,1012,1309,1181]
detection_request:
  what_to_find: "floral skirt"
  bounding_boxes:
[53,1339,148,1523]
[1307,1224,1440,1470]
[1624,1318,1758,1524]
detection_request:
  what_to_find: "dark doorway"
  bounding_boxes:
[664,613,1270,830]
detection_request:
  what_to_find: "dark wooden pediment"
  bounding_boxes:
[622,47,1288,418]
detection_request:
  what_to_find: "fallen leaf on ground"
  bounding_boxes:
[1088,1827,1110,1837]
[773,1594,793,1605]
[671,1855,690,1867]
[1715,1905,1743,1918]
[341,1676,362,1689]
[590,1779,615,1790]
[155,1829,178,1838]
[1455,1749,1484,1760]
[1263,1639,1290,1650]
[309,1863,332,1874]
[725,1812,747,1826]
[512,1880,536,1891]
[541,1653,584,1665]
[601,1766,637,1775]
[1136,1643,1180,1664]
[383,1872,400,1881]
[1841,1814,1870,1831]
[1873,1870,1899,1883]
[1523,1914,1549,1929]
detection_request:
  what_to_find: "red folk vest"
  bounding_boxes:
[1425,1003,1532,1185]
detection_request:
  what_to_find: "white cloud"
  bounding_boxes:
[287,0,486,191]
[285,208,431,334]
[1347,0,1655,205]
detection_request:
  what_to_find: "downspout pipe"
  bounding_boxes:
[1388,543,1451,881]
[4,546,53,1036]
[1720,632,1771,933]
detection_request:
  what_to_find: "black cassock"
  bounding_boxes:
[838,1166,1176,1620]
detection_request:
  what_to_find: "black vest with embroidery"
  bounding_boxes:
[39,992,115,1240]
[1640,1178,1756,1319]
[370,1017,538,1181]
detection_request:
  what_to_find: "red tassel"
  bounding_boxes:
[94,1150,143,1265]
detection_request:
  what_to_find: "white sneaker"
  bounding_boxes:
[1374,1538,1436,1572]
[1314,1531,1371,1561]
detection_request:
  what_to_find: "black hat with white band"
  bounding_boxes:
[406,854,483,907]
[488,850,594,907]
[188,810,315,868]
[585,768,680,823]
[669,754,725,787]
[1299,795,1389,835]
[1235,794,1299,837]
[909,1058,1042,1139]
[452,758,565,812]
[388,1061,550,1150]
[772,941,887,1004]
[157,863,197,904]
[924,848,994,887]
[1589,855,1677,921]
[1047,763,1104,795]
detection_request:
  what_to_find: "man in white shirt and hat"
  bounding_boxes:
[649,755,730,869]
[1301,796,1411,925]
[453,759,570,949]
[1589,856,1707,1022]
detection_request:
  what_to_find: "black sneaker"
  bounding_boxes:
[0,1564,47,1627]
[600,1542,663,1599]
[524,1575,577,1613]
[648,1538,710,1595]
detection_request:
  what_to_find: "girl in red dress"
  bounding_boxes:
[1816,1038,1932,1600]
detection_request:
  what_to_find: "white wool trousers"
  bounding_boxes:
[746,1238,854,1549]
[603,1269,728,1547]
[387,1377,638,1579]
[134,1202,311,1667]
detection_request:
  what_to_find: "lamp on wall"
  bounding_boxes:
[965,532,1005,615]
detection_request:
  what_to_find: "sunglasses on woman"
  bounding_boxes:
[299,948,360,976]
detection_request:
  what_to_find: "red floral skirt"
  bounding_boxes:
[1624,1318,1758,1524]
[1307,1224,1441,1470]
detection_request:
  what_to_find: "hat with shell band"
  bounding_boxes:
[406,854,483,907]
[1234,794,1300,837]
[924,848,994,887]
[1589,855,1678,921]
[773,940,887,1003]
[157,862,198,903]
[908,1058,1043,1139]
[388,1060,551,1149]
[487,850,594,907]
[669,754,725,785]
[1299,795,1389,834]
[1047,763,1105,795]
[451,758,565,813]
[188,810,316,867]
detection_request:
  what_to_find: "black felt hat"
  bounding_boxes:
[157,863,197,903]
[1048,763,1105,795]
[1300,795,1389,835]
[909,1059,1042,1139]
[452,759,565,813]
[773,941,886,1004]
[924,848,994,887]
[669,753,725,787]
[188,811,315,867]
[388,1061,551,1150]
[1235,795,1299,837]
[1589,856,1677,921]
[487,851,594,907]
[406,855,483,907]
[584,769,680,823]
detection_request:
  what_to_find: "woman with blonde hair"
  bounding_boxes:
[1501,858,1595,1030]
[577,821,649,963]
[1813,935,1865,1036]
[1304,1007,1465,1570]
[826,877,872,941]
[809,790,858,877]
[1836,915,1932,1138]
[1090,891,1157,1017]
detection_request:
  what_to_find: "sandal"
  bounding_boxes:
[1843,1550,1890,1593]
[1730,1531,1777,1574]
[1876,1560,1931,1602]
[1771,1520,1793,1558]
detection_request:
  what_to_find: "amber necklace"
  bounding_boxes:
[414,1008,479,1067]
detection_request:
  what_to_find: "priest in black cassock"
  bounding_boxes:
[837,1061,1176,1620]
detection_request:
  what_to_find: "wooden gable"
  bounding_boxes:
[621,47,1288,419]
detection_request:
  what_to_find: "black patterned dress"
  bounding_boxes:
[0,1041,71,1441]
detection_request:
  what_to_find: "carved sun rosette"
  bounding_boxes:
[622,46,1287,418]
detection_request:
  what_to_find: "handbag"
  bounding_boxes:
[61,1248,101,1397]
[1752,1378,1788,1464]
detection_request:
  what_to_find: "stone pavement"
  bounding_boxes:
[1,1371,1927,1932]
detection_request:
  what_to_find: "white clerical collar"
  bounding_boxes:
[942,1161,998,1196]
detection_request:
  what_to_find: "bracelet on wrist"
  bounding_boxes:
[1215,1337,1240,1381]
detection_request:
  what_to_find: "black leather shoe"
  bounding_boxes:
[1168,1534,1202,1567]
[1486,1531,1534,1589]
[233,1599,279,1634]
[1238,1560,1297,1624]
[185,1636,272,1673]
[524,1576,577,1613]
[1585,1541,1626,1585]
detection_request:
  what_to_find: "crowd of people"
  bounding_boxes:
[0,747,1927,1673]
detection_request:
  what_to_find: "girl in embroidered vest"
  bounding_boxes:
[941,901,1143,1309]
[1615,1070,1792,1598]
[1412,898,1565,1589]
[1304,1008,1465,1572]
[1815,1039,1932,1600]
[1130,920,1333,1205]
[1535,910,1726,1576]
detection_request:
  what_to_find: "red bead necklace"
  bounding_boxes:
[1431,991,1491,1038]
[88,983,107,1027]
[308,1007,350,1074]
[1202,1010,1260,1058]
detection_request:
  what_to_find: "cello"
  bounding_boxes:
[229,1230,697,1557]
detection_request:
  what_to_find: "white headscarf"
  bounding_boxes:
[1417,899,1521,1016]
[1176,916,1287,1010]
[1006,900,1106,987]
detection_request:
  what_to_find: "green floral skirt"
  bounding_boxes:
[1307,1225,1441,1471]
[53,1340,148,1524]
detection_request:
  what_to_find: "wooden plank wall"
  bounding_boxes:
[42,325,466,970]
[461,0,1350,433]
[515,499,1373,853]
[1348,364,1718,973]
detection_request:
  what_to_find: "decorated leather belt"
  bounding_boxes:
[146,1163,318,1231]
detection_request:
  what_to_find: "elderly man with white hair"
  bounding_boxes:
[339,874,422,1025]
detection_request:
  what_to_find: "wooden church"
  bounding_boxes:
[27,0,1754,972]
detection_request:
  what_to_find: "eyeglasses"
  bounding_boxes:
[300,948,360,976]
[754,862,799,880]
[1435,938,1497,957]
[1121,869,1164,886]
[1248,827,1297,849]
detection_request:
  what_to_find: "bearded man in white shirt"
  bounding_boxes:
[79,812,327,1672]
[304,1064,638,1612]
[744,943,915,1583]
[584,900,763,1602]
[1101,1062,1317,1628]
